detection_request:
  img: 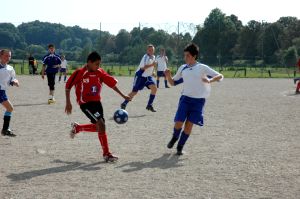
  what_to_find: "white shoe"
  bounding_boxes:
[70,122,79,139]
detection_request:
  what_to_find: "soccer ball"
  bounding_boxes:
[113,109,128,124]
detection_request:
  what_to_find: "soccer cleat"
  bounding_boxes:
[167,137,178,149]
[48,98,56,104]
[120,103,127,110]
[295,91,300,95]
[165,85,170,88]
[176,145,184,156]
[1,129,16,137]
[103,153,119,163]
[70,122,79,139]
[146,105,157,112]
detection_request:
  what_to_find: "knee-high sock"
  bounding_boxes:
[122,100,129,106]
[147,94,156,106]
[58,75,61,81]
[164,80,168,87]
[173,128,182,139]
[64,75,67,82]
[3,111,11,131]
[76,124,97,133]
[157,80,160,88]
[177,131,190,147]
[98,132,110,155]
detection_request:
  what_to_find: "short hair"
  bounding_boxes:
[87,51,101,63]
[147,44,154,48]
[184,43,199,60]
[0,49,11,55]
[48,44,55,49]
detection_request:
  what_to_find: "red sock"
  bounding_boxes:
[297,82,300,91]
[98,132,110,156]
[76,124,97,133]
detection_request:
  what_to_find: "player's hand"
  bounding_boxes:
[123,95,132,101]
[202,77,210,83]
[164,68,171,77]
[65,103,72,115]
[12,80,19,87]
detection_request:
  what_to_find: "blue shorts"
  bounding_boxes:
[0,90,8,103]
[174,95,206,126]
[60,68,67,73]
[157,71,165,77]
[132,75,156,92]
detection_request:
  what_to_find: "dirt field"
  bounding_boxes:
[0,76,299,199]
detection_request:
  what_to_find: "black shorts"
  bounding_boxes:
[80,101,104,124]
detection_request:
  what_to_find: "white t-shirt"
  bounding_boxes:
[137,54,156,77]
[156,55,168,71]
[61,60,67,69]
[173,63,223,98]
[0,64,16,91]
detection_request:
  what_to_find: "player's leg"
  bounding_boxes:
[47,73,56,102]
[156,76,160,88]
[58,71,62,82]
[167,121,184,149]
[121,91,137,109]
[164,76,169,88]
[176,121,194,155]
[296,81,300,94]
[1,100,16,137]
[63,72,67,82]
[146,77,157,112]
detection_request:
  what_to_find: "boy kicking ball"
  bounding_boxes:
[164,43,223,155]
[0,49,19,137]
[65,51,131,162]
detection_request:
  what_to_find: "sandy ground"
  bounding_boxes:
[0,76,299,199]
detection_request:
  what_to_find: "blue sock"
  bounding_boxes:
[164,80,168,87]
[173,128,182,139]
[147,94,156,106]
[178,131,190,146]
[64,76,67,81]
[157,80,160,88]
[122,100,129,105]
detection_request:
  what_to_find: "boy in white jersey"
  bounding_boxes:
[165,43,223,155]
[0,49,19,137]
[121,44,158,112]
[156,48,169,88]
[58,55,68,83]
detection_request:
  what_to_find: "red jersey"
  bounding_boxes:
[66,67,117,105]
[297,59,300,70]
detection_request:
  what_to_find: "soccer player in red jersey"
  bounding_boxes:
[296,58,300,94]
[65,51,131,162]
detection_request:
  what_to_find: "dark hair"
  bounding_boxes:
[0,49,11,55]
[87,51,101,63]
[184,43,199,59]
[48,44,55,48]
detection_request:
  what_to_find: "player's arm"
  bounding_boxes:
[41,64,46,79]
[112,86,132,101]
[165,68,183,86]
[65,89,72,115]
[64,70,80,115]
[10,69,19,87]
[202,65,224,83]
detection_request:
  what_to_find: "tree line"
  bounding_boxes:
[0,8,300,67]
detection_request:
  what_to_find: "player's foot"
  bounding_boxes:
[295,91,300,94]
[165,85,170,88]
[1,129,16,137]
[103,153,119,163]
[48,98,56,104]
[146,105,157,112]
[167,137,178,149]
[121,103,127,110]
[70,122,79,139]
[176,145,184,155]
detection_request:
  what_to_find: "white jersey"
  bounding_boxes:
[0,64,17,91]
[173,63,223,98]
[156,55,168,71]
[137,54,156,77]
[61,60,67,69]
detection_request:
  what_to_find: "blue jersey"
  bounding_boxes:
[42,53,62,73]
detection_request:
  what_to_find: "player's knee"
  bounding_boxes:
[97,119,106,132]
[7,106,13,113]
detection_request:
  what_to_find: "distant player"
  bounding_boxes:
[155,48,169,88]
[28,54,36,75]
[65,51,131,162]
[295,58,300,94]
[164,43,223,155]
[58,55,68,83]
[41,44,61,104]
[121,44,157,112]
[0,49,19,137]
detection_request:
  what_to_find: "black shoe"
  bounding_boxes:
[121,103,127,110]
[176,145,184,155]
[1,129,16,137]
[146,105,156,112]
[167,137,178,149]
[296,91,300,95]
[165,85,170,88]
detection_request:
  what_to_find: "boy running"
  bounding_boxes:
[41,44,61,104]
[121,44,158,112]
[65,51,131,162]
[0,49,19,137]
[58,55,68,83]
[156,48,169,88]
[164,44,223,155]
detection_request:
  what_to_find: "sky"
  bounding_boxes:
[2,0,300,35]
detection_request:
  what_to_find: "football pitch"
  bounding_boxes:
[0,76,299,199]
